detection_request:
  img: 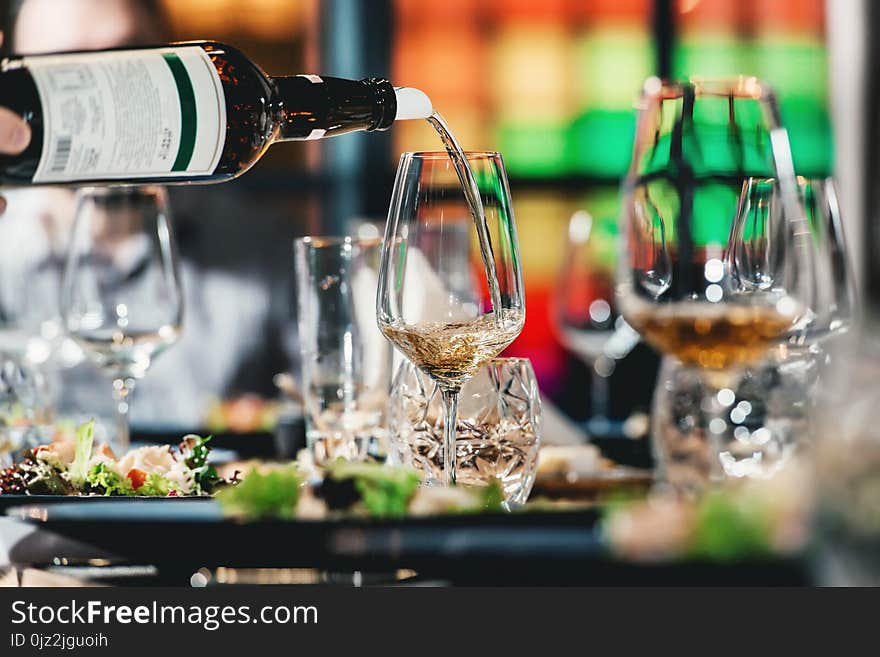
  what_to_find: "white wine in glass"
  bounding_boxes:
[377,151,525,485]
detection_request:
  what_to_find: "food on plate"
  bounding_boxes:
[536,444,604,479]
[603,465,810,562]
[0,421,223,496]
[217,460,505,521]
[214,464,303,520]
[205,395,278,433]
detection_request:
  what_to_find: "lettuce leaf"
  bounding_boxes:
[478,479,505,513]
[216,465,303,520]
[137,473,173,496]
[86,464,176,497]
[86,462,134,496]
[325,461,422,518]
[67,420,95,487]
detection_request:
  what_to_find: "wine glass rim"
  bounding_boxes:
[402,150,501,160]
[744,175,833,186]
[294,235,383,249]
[640,75,773,101]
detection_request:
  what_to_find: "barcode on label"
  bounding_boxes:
[50,136,72,172]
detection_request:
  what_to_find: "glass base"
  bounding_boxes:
[651,355,810,495]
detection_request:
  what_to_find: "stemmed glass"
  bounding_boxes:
[788,177,856,343]
[618,78,813,489]
[377,151,525,485]
[711,176,857,476]
[553,210,620,436]
[61,187,183,452]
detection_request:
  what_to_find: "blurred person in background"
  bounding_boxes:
[0,0,299,432]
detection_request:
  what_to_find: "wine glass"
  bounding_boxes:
[791,177,857,344]
[61,187,183,452]
[618,78,813,490]
[709,176,857,477]
[553,209,622,437]
[377,151,525,485]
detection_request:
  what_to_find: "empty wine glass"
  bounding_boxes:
[790,177,857,344]
[618,78,813,491]
[553,209,621,437]
[61,187,183,452]
[377,151,525,485]
[711,177,857,477]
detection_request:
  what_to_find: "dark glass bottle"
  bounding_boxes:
[0,41,423,186]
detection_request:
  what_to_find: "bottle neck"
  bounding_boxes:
[271,75,396,141]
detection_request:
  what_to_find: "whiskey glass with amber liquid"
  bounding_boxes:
[617,78,814,492]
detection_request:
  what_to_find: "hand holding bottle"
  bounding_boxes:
[0,40,431,187]
[0,106,31,214]
[0,31,32,213]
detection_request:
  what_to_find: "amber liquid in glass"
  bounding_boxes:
[628,303,795,369]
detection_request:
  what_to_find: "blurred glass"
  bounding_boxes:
[294,236,391,465]
[553,209,626,436]
[618,78,813,494]
[813,329,880,585]
[0,341,54,468]
[0,215,56,466]
[61,187,183,453]
[389,356,541,507]
[653,176,857,488]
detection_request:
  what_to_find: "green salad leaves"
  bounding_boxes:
[0,422,225,498]
[325,461,422,518]
[86,462,133,496]
[216,465,303,520]
[217,460,507,521]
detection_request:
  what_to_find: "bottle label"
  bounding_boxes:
[25,46,226,183]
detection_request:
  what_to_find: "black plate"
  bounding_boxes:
[7,499,605,575]
[6,499,810,585]
[0,494,213,513]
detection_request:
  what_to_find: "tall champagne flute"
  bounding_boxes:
[618,78,813,490]
[61,187,183,452]
[377,151,525,485]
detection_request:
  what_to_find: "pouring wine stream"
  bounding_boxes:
[391,88,512,485]
[394,87,504,322]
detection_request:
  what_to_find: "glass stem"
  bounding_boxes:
[590,365,610,421]
[440,387,460,486]
[111,376,136,453]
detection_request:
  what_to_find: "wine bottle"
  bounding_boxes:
[0,41,433,186]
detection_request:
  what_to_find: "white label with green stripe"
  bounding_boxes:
[26,46,226,183]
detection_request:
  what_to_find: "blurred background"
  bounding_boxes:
[0,0,866,446]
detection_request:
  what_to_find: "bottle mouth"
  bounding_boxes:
[393,87,433,120]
